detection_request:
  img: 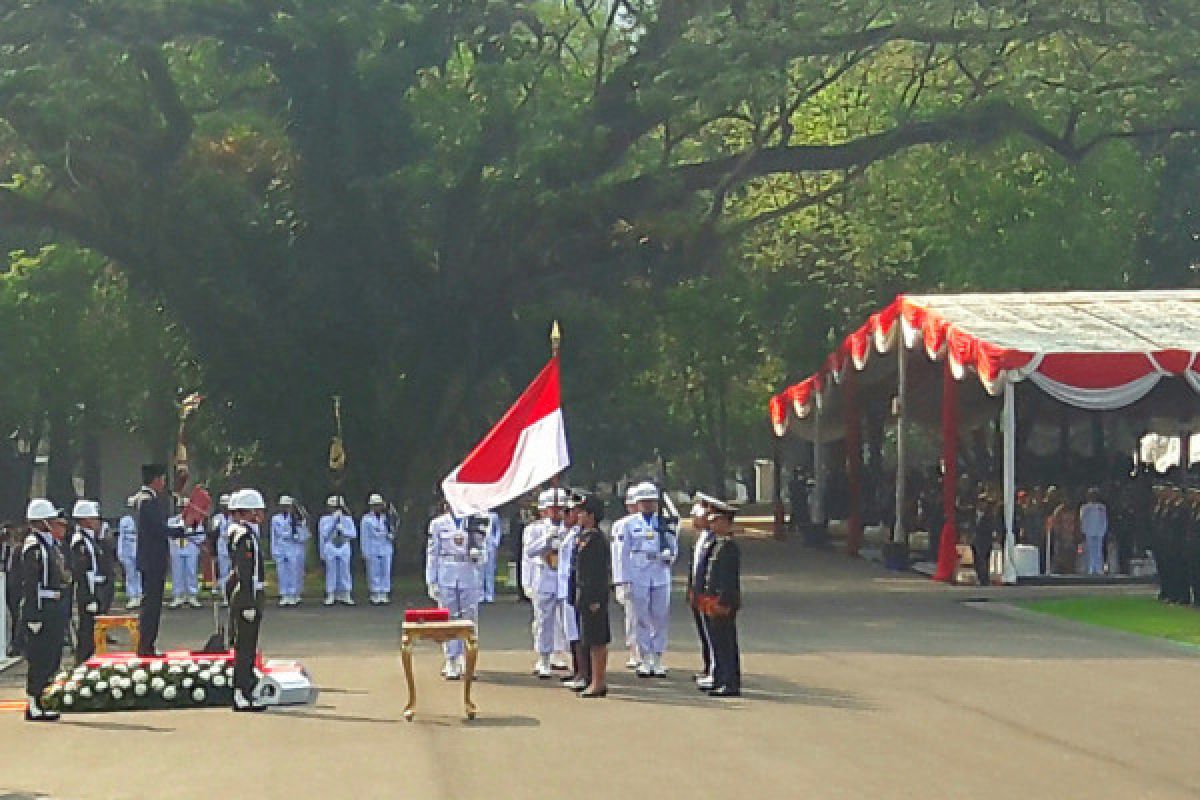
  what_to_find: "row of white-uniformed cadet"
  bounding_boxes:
[521,482,678,680]
[114,492,503,612]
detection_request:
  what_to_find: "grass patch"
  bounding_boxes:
[1025,595,1200,646]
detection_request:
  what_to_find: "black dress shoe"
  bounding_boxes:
[708,686,741,697]
[580,687,608,698]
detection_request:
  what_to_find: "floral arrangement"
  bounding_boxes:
[40,658,236,713]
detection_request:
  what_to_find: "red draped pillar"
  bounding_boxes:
[933,361,960,581]
[844,371,864,556]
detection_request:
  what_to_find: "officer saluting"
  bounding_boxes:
[19,498,69,721]
[700,498,742,698]
[687,493,718,690]
[69,500,113,666]
[425,501,488,680]
[225,489,268,712]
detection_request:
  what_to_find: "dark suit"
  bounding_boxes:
[703,536,741,692]
[135,486,171,654]
[687,531,717,677]
[571,527,611,648]
[226,523,265,698]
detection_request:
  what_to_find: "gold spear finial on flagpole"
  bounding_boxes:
[550,320,562,356]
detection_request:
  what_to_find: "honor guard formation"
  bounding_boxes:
[8,458,745,720]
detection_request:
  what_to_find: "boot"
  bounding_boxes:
[534,656,553,679]
[340,592,356,606]
[25,695,59,722]
[323,593,335,606]
[652,654,668,678]
[636,654,654,678]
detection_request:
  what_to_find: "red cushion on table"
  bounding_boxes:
[405,608,450,623]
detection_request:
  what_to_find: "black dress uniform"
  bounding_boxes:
[225,521,265,710]
[2,532,21,657]
[703,535,742,696]
[135,481,171,656]
[687,529,717,681]
[69,526,111,665]
[20,530,69,720]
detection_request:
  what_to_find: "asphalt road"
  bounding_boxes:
[2,535,1198,800]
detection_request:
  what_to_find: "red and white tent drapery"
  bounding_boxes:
[769,290,1200,582]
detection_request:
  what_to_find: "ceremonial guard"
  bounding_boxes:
[135,463,171,657]
[225,489,268,712]
[212,494,233,585]
[687,494,718,690]
[117,497,141,609]
[525,488,568,678]
[482,510,503,603]
[557,492,586,690]
[360,493,396,605]
[169,514,205,609]
[69,500,113,665]
[425,503,488,679]
[617,482,678,677]
[271,496,310,607]
[700,499,742,697]
[610,485,640,668]
[319,496,357,605]
[571,495,611,698]
[19,499,68,721]
[3,523,21,656]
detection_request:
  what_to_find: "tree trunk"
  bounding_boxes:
[46,405,75,505]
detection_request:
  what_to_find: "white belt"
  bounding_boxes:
[253,580,266,591]
[92,575,107,584]
[440,554,471,563]
[38,589,62,600]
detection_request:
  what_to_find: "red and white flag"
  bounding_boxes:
[441,355,570,515]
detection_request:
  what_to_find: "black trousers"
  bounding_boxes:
[706,612,740,691]
[138,568,166,654]
[692,606,712,676]
[75,606,95,666]
[232,610,261,695]
[972,540,992,587]
[24,599,66,698]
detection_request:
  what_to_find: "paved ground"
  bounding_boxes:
[2,535,1198,800]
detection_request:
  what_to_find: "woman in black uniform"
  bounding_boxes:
[572,495,610,698]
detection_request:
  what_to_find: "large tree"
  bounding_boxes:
[0,0,1196,508]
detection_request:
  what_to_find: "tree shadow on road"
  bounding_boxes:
[608,673,876,711]
[60,719,175,733]
[279,709,407,725]
[407,712,540,728]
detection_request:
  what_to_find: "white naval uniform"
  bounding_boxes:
[482,512,502,602]
[524,519,565,656]
[611,514,637,653]
[211,511,233,585]
[360,512,395,596]
[619,513,678,660]
[117,513,141,601]
[318,512,358,596]
[170,521,206,601]
[425,513,485,659]
[556,525,581,643]
[270,512,310,600]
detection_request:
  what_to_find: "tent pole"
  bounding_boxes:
[1002,381,1018,584]
[845,371,864,557]
[813,402,824,526]
[893,339,907,546]
[933,362,960,582]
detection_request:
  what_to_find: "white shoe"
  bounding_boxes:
[293,595,303,605]
[125,597,140,610]
[696,676,715,690]
[534,657,553,679]
[444,659,462,681]
[341,594,356,606]
[323,594,335,606]
[382,593,391,605]
[168,598,184,609]
[625,656,639,670]
[279,597,290,607]
[25,695,59,722]
[188,596,203,608]
[653,659,668,678]
[232,688,266,713]
[564,677,588,690]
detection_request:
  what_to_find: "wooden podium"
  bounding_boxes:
[400,619,478,721]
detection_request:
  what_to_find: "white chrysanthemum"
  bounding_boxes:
[62,694,75,707]
[167,665,183,676]
[149,661,165,674]
[86,670,101,682]
[163,686,178,701]
[182,677,194,690]
[72,667,87,678]
[114,664,129,674]
[80,687,93,699]
[132,669,148,683]
[212,675,227,688]
[186,664,200,675]
[134,684,148,697]
[111,688,124,701]
[151,677,166,692]
[65,681,79,693]
[191,688,206,703]
[197,670,211,683]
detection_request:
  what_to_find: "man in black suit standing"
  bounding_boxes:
[702,498,742,698]
[135,464,170,656]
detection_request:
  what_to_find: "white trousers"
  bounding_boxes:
[621,592,637,651]
[632,583,670,657]
[171,550,199,599]
[324,547,353,594]
[1085,535,1105,575]
[217,551,232,585]
[560,600,579,642]
[533,592,561,656]
[482,548,498,601]
[119,547,142,599]
[440,584,480,659]
[365,552,393,594]
[276,549,306,597]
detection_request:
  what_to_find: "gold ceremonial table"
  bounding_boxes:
[400,619,479,721]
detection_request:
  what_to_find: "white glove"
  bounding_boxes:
[85,602,99,613]
[660,548,674,564]
[26,621,43,635]
[614,584,629,604]
[241,608,258,623]
[427,584,440,603]
[468,547,483,563]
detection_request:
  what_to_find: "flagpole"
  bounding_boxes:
[551,321,562,492]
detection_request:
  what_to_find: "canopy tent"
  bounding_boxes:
[769,290,1200,583]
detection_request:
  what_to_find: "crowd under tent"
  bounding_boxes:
[768,290,1200,583]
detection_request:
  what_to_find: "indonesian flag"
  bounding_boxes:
[441,355,570,515]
